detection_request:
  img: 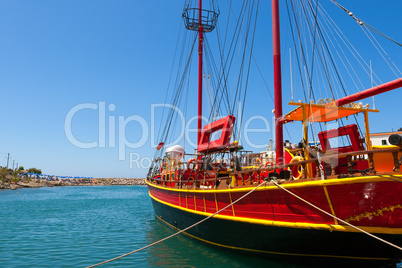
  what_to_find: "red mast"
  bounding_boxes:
[272,0,284,166]
[335,78,402,107]
[198,0,204,147]
[183,1,218,149]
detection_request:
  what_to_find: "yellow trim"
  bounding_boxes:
[364,111,372,150]
[302,105,311,177]
[373,145,400,149]
[203,193,206,213]
[345,204,402,223]
[371,132,402,137]
[323,186,338,225]
[149,192,402,235]
[214,193,218,212]
[229,192,235,216]
[194,193,197,211]
[156,215,390,261]
[146,175,402,194]
[230,175,236,188]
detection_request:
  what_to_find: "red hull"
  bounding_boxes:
[148,176,402,229]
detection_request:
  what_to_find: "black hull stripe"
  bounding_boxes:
[151,195,402,261]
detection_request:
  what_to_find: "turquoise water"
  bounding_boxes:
[0,186,399,267]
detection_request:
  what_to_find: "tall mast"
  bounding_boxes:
[183,1,218,149]
[198,0,204,147]
[272,0,284,166]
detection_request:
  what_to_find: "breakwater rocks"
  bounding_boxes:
[96,178,146,186]
[0,178,145,190]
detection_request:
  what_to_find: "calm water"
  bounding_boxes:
[0,186,399,268]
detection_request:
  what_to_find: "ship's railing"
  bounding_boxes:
[240,152,266,167]
[232,147,402,183]
[148,151,241,189]
[148,173,231,189]
[148,144,256,174]
[148,147,401,189]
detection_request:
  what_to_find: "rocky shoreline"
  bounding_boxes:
[0,178,146,190]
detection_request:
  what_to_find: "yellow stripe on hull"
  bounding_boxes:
[146,175,402,194]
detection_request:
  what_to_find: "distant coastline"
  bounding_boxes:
[0,178,146,190]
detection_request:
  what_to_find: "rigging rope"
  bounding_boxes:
[271,179,402,252]
[208,0,247,121]
[216,0,234,114]
[238,0,259,141]
[361,26,402,78]
[86,180,268,268]
[161,33,198,146]
[288,0,366,147]
[318,7,365,93]
[318,2,383,85]
[88,174,402,268]
[330,0,402,48]
[155,24,185,146]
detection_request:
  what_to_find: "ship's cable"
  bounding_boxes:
[378,174,402,183]
[270,179,402,252]
[330,0,402,47]
[86,180,268,268]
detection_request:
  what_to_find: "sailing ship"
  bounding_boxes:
[146,0,402,265]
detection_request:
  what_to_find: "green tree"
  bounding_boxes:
[18,166,24,171]
[27,168,42,174]
[0,167,9,182]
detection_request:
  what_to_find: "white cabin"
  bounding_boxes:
[370,129,402,146]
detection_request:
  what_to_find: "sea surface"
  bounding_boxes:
[0,186,400,268]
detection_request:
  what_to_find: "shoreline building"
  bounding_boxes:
[371,128,402,146]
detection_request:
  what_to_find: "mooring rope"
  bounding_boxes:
[86,180,268,268]
[380,174,402,183]
[270,179,402,252]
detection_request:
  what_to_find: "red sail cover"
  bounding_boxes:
[197,115,235,153]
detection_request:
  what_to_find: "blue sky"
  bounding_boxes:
[0,0,401,178]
